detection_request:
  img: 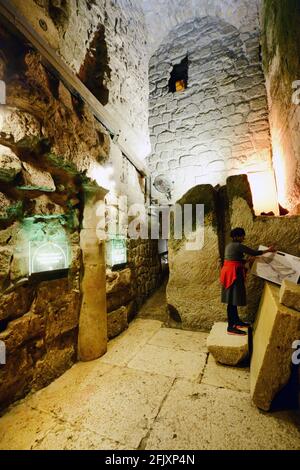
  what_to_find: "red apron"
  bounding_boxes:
[220,260,246,289]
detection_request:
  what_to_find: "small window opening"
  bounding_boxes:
[168,56,188,93]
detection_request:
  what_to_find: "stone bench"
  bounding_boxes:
[207,322,249,366]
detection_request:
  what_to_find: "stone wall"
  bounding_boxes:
[141,0,261,57]
[148,16,272,204]
[0,17,161,406]
[260,0,300,213]
[10,0,151,158]
[0,25,108,408]
[127,238,161,309]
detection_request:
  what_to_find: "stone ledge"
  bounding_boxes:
[207,322,248,366]
[250,282,300,411]
[279,279,300,312]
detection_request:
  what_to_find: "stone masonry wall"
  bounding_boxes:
[0,20,161,409]
[10,0,151,158]
[148,16,272,204]
[260,0,300,213]
[141,0,261,57]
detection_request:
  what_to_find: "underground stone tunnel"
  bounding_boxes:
[0,0,299,452]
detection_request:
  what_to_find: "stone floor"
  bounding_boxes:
[0,317,300,450]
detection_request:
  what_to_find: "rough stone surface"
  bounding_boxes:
[279,279,300,312]
[202,355,250,392]
[34,279,80,342]
[227,174,300,321]
[10,0,150,158]
[0,246,12,289]
[78,189,107,362]
[148,15,271,204]
[0,192,21,221]
[141,0,260,56]
[127,239,161,309]
[167,185,225,330]
[261,0,300,212]
[106,268,132,295]
[20,162,56,192]
[0,145,22,182]
[107,306,128,340]
[0,313,45,352]
[0,107,42,149]
[1,319,300,450]
[0,286,35,321]
[250,282,300,411]
[145,379,300,450]
[207,322,249,366]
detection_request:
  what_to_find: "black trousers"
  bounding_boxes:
[227,304,240,328]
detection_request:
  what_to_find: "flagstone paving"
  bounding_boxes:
[0,317,300,450]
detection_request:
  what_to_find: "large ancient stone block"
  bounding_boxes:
[20,162,56,192]
[250,282,300,411]
[32,332,76,391]
[279,279,300,312]
[0,286,35,321]
[207,322,248,366]
[34,279,80,342]
[166,184,225,330]
[0,107,42,149]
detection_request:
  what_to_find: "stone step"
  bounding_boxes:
[207,322,249,366]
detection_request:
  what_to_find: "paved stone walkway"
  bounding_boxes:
[0,317,300,450]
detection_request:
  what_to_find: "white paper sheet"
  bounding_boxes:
[251,246,300,286]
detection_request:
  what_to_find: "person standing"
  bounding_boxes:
[220,227,275,335]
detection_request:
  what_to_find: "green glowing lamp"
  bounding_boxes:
[106,235,127,268]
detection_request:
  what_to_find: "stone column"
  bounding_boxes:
[78,183,108,361]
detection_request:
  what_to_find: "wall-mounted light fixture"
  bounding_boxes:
[106,235,127,270]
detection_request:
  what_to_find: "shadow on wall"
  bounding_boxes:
[78,24,111,106]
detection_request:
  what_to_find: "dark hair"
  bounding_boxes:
[230,227,245,239]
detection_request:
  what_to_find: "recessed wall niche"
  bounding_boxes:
[168,56,188,93]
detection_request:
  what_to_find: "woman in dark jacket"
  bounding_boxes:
[220,227,275,335]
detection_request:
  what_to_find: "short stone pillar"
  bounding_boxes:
[78,183,108,361]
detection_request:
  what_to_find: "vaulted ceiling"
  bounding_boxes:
[140,0,261,56]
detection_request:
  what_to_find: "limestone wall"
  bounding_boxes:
[227,175,300,321]
[10,0,151,158]
[141,0,261,57]
[148,15,272,204]
[260,0,300,213]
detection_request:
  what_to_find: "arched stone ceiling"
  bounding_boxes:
[140,0,261,56]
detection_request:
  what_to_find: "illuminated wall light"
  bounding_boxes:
[106,235,127,268]
[0,80,6,105]
[247,170,279,216]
